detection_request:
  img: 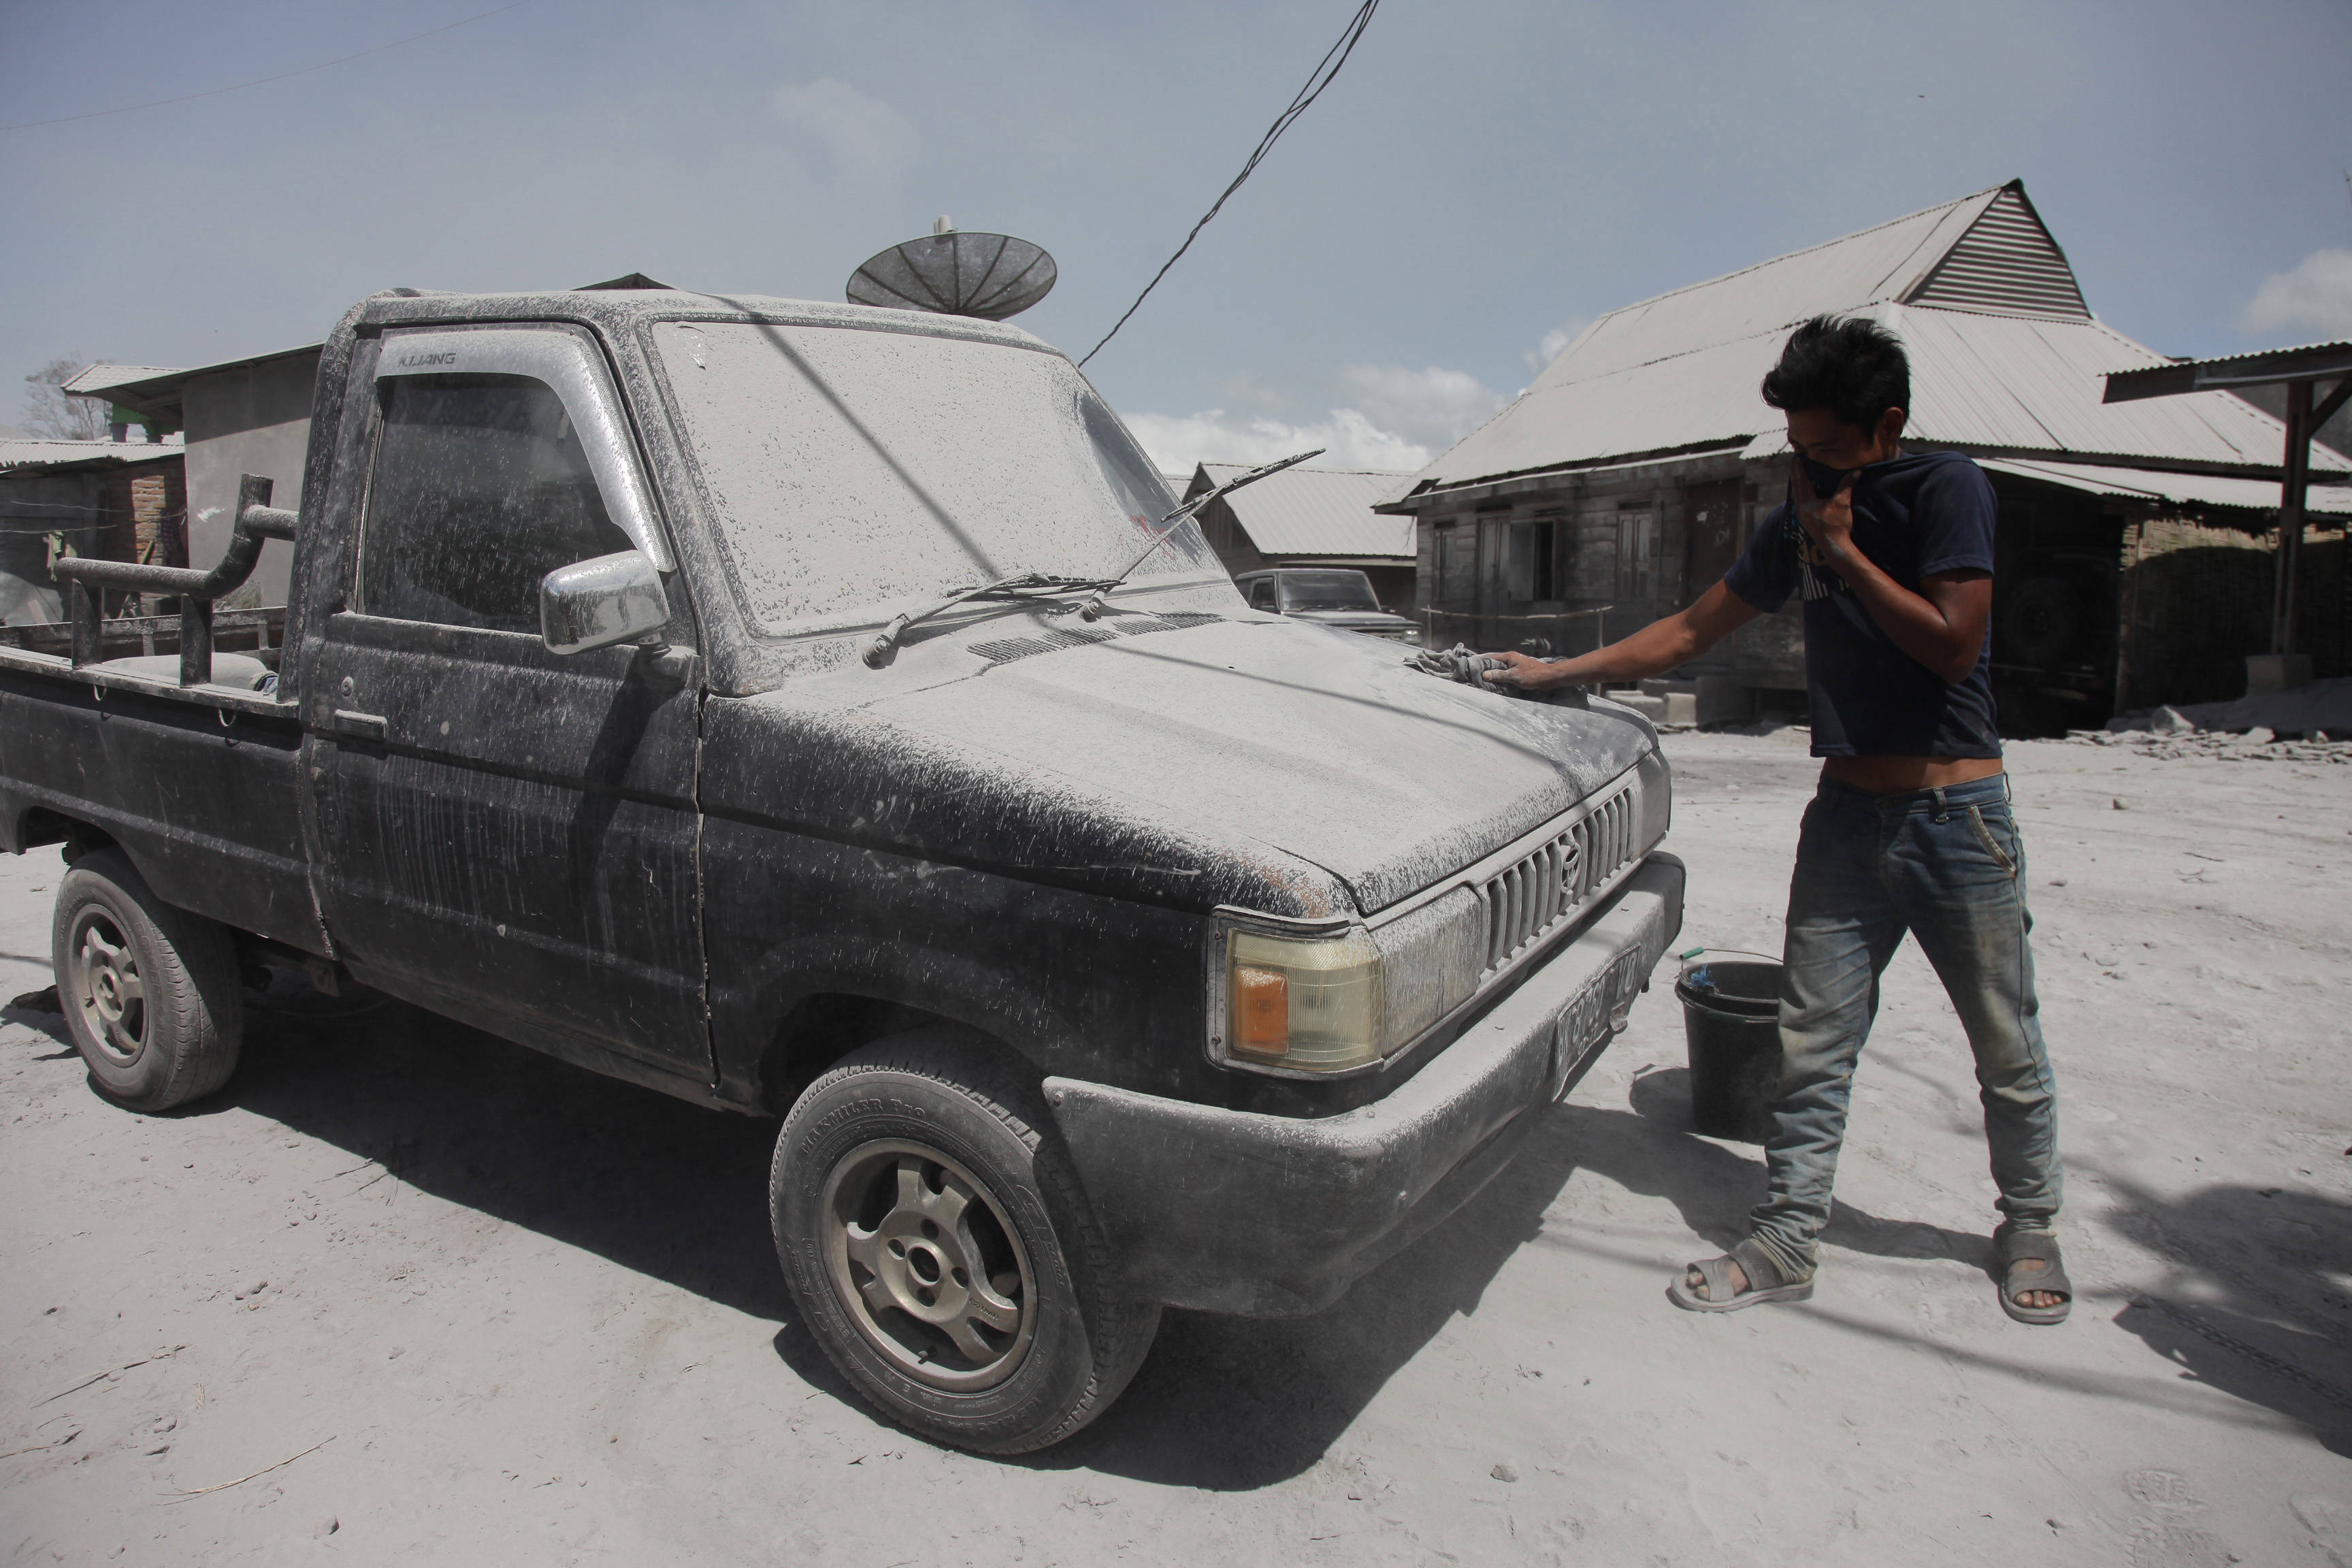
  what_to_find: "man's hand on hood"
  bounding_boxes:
[1480,650,1572,691]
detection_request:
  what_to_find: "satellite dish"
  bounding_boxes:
[847,218,1056,321]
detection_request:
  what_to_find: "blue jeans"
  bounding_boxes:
[1747,772,2061,1281]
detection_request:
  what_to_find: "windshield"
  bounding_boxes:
[1278,570,1384,613]
[651,320,1213,636]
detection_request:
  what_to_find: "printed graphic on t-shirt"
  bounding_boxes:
[1787,513,1844,602]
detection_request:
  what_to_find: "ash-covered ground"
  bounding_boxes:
[5,727,2348,1566]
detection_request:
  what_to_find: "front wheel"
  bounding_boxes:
[51,848,243,1111]
[770,1030,1160,1453]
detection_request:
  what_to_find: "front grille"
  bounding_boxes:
[1472,777,1641,975]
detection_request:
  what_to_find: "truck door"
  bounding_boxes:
[305,324,709,1085]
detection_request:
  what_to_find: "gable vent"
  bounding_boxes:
[1905,186,2090,321]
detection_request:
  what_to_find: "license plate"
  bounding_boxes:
[1548,946,1642,1100]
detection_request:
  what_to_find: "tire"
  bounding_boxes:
[51,848,244,1112]
[771,1028,1161,1454]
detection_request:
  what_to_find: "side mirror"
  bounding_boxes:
[540,549,671,655]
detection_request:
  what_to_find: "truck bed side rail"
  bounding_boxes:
[52,474,297,687]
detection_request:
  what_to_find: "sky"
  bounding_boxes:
[5,0,2350,472]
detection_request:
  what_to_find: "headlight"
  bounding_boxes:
[1209,762,1665,1079]
[1218,924,1385,1073]
[1212,897,1484,1077]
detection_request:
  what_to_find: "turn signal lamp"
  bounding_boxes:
[1223,928,1384,1072]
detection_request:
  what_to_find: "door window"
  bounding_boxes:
[1506,517,1559,602]
[1247,578,1278,610]
[1434,523,1475,604]
[360,372,631,632]
[1615,509,1655,604]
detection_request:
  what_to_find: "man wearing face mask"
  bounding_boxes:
[1481,313,2069,1326]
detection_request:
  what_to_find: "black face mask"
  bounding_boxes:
[1798,454,1852,495]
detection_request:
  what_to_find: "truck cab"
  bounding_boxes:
[0,286,1680,1454]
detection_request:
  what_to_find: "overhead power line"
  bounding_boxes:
[0,0,536,133]
[1077,0,1380,370]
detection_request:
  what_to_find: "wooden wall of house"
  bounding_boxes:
[1196,496,1269,578]
[1407,457,2348,726]
[1410,455,1805,683]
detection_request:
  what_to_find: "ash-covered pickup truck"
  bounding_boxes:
[0,287,1680,1453]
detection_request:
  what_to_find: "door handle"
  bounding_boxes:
[330,708,387,740]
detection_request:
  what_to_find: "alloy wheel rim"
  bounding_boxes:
[69,907,146,1066]
[819,1138,1036,1392]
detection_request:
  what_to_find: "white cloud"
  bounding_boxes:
[1525,316,1593,372]
[1124,361,1507,478]
[1337,364,1507,451]
[770,78,917,184]
[2238,249,2352,340]
[1123,406,1433,476]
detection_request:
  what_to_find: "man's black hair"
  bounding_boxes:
[1760,314,1910,431]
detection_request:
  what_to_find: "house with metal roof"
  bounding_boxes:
[1176,461,1418,612]
[65,346,324,609]
[1382,179,2351,725]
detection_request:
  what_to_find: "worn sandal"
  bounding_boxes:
[1667,1237,1814,1313]
[1995,1223,2072,1325]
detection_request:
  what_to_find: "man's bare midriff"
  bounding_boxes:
[1823,755,2006,794]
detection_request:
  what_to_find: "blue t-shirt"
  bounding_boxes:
[1722,448,2001,759]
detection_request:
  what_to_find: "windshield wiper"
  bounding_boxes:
[1071,447,1323,622]
[863,572,1114,668]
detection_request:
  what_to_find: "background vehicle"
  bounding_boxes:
[1234,567,1420,642]
[0,286,1680,1453]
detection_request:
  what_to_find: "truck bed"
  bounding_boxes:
[0,606,322,955]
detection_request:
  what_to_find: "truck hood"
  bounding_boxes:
[785,614,1659,914]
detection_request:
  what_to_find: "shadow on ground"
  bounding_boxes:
[42,989,2351,1483]
[3,992,76,1058]
[221,991,791,1320]
[2100,1173,2352,1460]
[1011,1066,1995,1489]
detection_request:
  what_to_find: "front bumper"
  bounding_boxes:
[1045,853,1684,1317]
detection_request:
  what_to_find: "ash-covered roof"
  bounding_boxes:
[1188,462,1417,559]
[1401,180,2346,503]
[1979,457,2352,517]
[0,437,185,474]
[2105,340,2352,402]
[62,364,188,399]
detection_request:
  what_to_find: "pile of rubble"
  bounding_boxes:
[2063,709,2351,762]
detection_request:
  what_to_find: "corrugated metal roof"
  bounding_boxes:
[0,438,186,472]
[1416,331,1789,485]
[1978,457,2352,516]
[1411,180,2346,497]
[81,342,325,416]
[1195,463,1418,558]
[2104,339,2352,401]
[61,363,188,398]
[1524,186,2002,391]
[1890,304,2321,467]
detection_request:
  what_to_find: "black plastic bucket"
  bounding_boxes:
[1674,958,1784,1143]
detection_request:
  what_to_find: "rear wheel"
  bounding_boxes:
[771,1029,1160,1453]
[52,849,243,1111]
